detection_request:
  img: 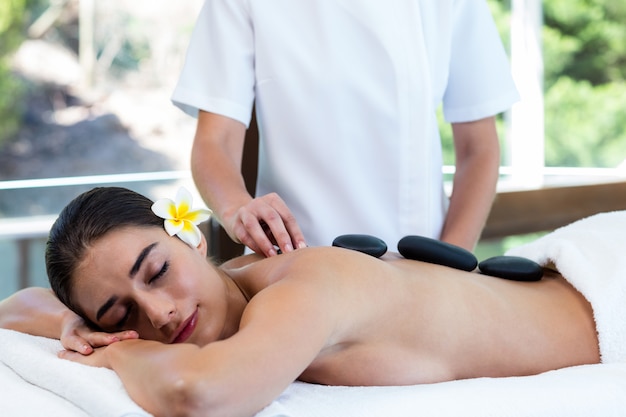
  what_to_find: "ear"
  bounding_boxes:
[196,232,208,257]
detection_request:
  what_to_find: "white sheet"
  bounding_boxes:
[257,365,626,417]
[2,327,626,417]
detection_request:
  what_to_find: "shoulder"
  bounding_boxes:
[226,246,401,297]
[219,253,265,271]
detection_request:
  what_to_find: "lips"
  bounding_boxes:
[171,309,198,344]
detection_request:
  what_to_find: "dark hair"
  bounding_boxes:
[46,187,163,314]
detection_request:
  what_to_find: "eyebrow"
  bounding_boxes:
[95,242,158,322]
[96,296,118,322]
[129,242,158,278]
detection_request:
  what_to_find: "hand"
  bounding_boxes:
[58,345,111,369]
[224,193,307,257]
[60,311,138,355]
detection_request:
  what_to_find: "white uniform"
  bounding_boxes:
[172,0,519,248]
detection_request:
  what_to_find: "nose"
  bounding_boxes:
[138,291,176,329]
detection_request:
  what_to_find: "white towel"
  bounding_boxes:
[0,328,151,417]
[0,359,90,417]
[506,210,626,363]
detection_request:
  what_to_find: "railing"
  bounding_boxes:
[0,171,191,191]
[2,166,626,297]
[0,171,192,297]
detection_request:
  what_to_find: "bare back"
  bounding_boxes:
[223,247,600,386]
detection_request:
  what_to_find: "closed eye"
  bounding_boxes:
[150,261,169,284]
[116,304,134,330]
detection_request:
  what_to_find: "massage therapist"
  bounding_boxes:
[172,0,520,256]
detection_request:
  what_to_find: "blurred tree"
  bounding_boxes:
[543,0,626,88]
[543,0,626,167]
[0,0,27,145]
[545,77,626,167]
[442,0,626,169]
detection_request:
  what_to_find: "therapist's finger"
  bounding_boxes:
[268,198,307,252]
[258,210,293,255]
[230,193,306,257]
[255,194,305,255]
[236,210,279,257]
[258,208,306,255]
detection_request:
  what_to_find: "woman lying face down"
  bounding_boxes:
[44,187,600,417]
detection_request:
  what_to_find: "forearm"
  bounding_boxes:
[441,156,498,250]
[191,111,306,255]
[0,287,73,338]
[105,339,250,417]
[104,340,196,416]
[191,111,251,224]
[191,144,251,225]
[441,117,500,250]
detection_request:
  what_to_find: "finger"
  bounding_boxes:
[61,334,94,355]
[259,212,294,254]
[58,349,79,360]
[259,195,306,253]
[115,330,139,341]
[260,221,278,246]
[238,211,279,257]
[84,330,138,348]
[58,349,95,366]
[231,217,264,255]
[270,202,307,251]
[225,207,264,254]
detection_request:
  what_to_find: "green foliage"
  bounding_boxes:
[0,0,26,54]
[543,0,626,87]
[450,1,626,169]
[543,0,626,167]
[545,77,626,167]
[0,0,27,145]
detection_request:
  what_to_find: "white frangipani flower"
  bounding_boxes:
[151,187,212,247]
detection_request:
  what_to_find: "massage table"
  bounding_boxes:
[3,211,626,416]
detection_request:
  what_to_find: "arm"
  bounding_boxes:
[62,275,336,417]
[191,110,306,257]
[0,287,73,338]
[0,287,136,354]
[440,116,500,251]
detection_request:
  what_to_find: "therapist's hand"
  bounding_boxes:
[223,193,307,257]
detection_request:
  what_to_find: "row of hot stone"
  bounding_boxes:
[332,234,543,282]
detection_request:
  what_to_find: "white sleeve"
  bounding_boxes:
[171,0,255,126]
[442,0,520,123]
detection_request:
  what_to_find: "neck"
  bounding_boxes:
[217,269,249,340]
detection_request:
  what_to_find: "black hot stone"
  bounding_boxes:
[332,234,388,258]
[397,235,478,271]
[478,256,543,282]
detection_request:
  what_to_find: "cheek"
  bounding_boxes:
[169,247,224,306]
[170,263,207,299]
